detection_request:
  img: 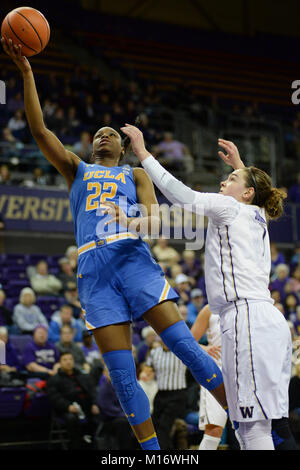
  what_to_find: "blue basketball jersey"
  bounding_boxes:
[70,161,139,247]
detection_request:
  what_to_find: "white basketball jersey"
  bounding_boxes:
[204,201,273,315]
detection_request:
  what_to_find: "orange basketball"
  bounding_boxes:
[1,7,50,57]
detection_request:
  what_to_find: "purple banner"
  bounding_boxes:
[0,185,73,233]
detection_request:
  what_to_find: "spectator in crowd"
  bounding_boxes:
[81,330,101,367]
[63,283,82,319]
[181,250,202,285]
[138,363,158,415]
[1,127,22,157]
[270,289,282,304]
[136,326,158,364]
[290,243,300,269]
[0,164,14,185]
[42,98,56,120]
[46,107,66,135]
[65,245,78,270]
[30,260,62,296]
[55,324,88,371]
[0,289,13,327]
[96,366,138,450]
[178,303,188,324]
[270,263,290,300]
[174,274,191,304]
[156,132,192,172]
[270,242,286,274]
[22,167,50,188]
[7,92,24,113]
[49,304,83,343]
[73,131,92,162]
[47,351,100,450]
[146,338,188,450]
[23,325,59,378]
[0,326,22,379]
[186,288,205,328]
[7,109,27,138]
[65,106,80,136]
[288,173,300,203]
[57,257,77,292]
[13,287,48,334]
[152,236,180,268]
[290,267,300,294]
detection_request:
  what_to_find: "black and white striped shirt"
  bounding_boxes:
[146,346,187,391]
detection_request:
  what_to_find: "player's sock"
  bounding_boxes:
[160,321,223,391]
[272,417,297,450]
[199,434,221,450]
[139,432,160,450]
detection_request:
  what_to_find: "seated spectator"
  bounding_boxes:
[47,352,100,450]
[49,304,83,344]
[270,242,285,274]
[96,366,137,450]
[22,167,50,188]
[46,107,66,135]
[186,288,205,328]
[174,274,191,304]
[0,289,13,327]
[156,132,192,172]
[7,109,27,137]
[73,131,92,162]
[55,324,88,371]
[30,260,62,296]
[0,164,14,185]
[290,267,300,294]
[0,326,22,381]
[57,257,77,292]
[181,250,202,284]
[178,303,188,324]
[138,364,158,415]
[1,127,22,157]
[136,326,158,364]
[65,245,78,270]
[290,243,300,270]
[168,264,183,287]
[270,264,290,300]
[81,330,101,367]
[13,287,48,334]
[284,294,299,322]
[63,283,82,319]
[152,236,180,268]
[270,289,282,304]
[23,325,59,378]
[65,106,80,136]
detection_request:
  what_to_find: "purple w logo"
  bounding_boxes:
[240,406,254,418]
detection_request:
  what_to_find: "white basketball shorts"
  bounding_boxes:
[219,299,292,422]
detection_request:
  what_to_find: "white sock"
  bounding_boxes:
[199,434,221,450]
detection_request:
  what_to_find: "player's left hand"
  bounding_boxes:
[101,201,129,228]
[120,123,151,162]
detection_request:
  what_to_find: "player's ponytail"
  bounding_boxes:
[244,166,287,220]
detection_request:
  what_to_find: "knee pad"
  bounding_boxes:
[102,349,150,426]
[160,321,223,391]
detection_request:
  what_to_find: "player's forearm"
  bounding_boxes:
[23,70,47,136]
[141,155,197,208]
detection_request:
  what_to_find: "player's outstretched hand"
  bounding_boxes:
[1,37,31,75]
[218,139,245,170]
[120,123,151,162]
[101,201,129,229]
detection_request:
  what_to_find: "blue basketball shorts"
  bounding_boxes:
[76,236,179,330]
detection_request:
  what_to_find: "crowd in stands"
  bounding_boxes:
[0,237,299,449]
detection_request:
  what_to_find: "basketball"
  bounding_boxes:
[1,7,50,57]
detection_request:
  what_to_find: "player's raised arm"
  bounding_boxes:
[1,37,80,190]
[218,139,245,169]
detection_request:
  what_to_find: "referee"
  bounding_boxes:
[146,339,188,450]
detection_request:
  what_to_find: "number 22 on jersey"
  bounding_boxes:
[85,182,117,211]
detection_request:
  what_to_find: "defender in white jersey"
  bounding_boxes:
[191,304,227,450]
[122,124,296,450]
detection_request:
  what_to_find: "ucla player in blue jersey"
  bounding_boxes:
[3,38,229,450]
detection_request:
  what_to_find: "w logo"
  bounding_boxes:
[240,406,254,418]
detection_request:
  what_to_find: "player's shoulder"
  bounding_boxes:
[132,167,151,184]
